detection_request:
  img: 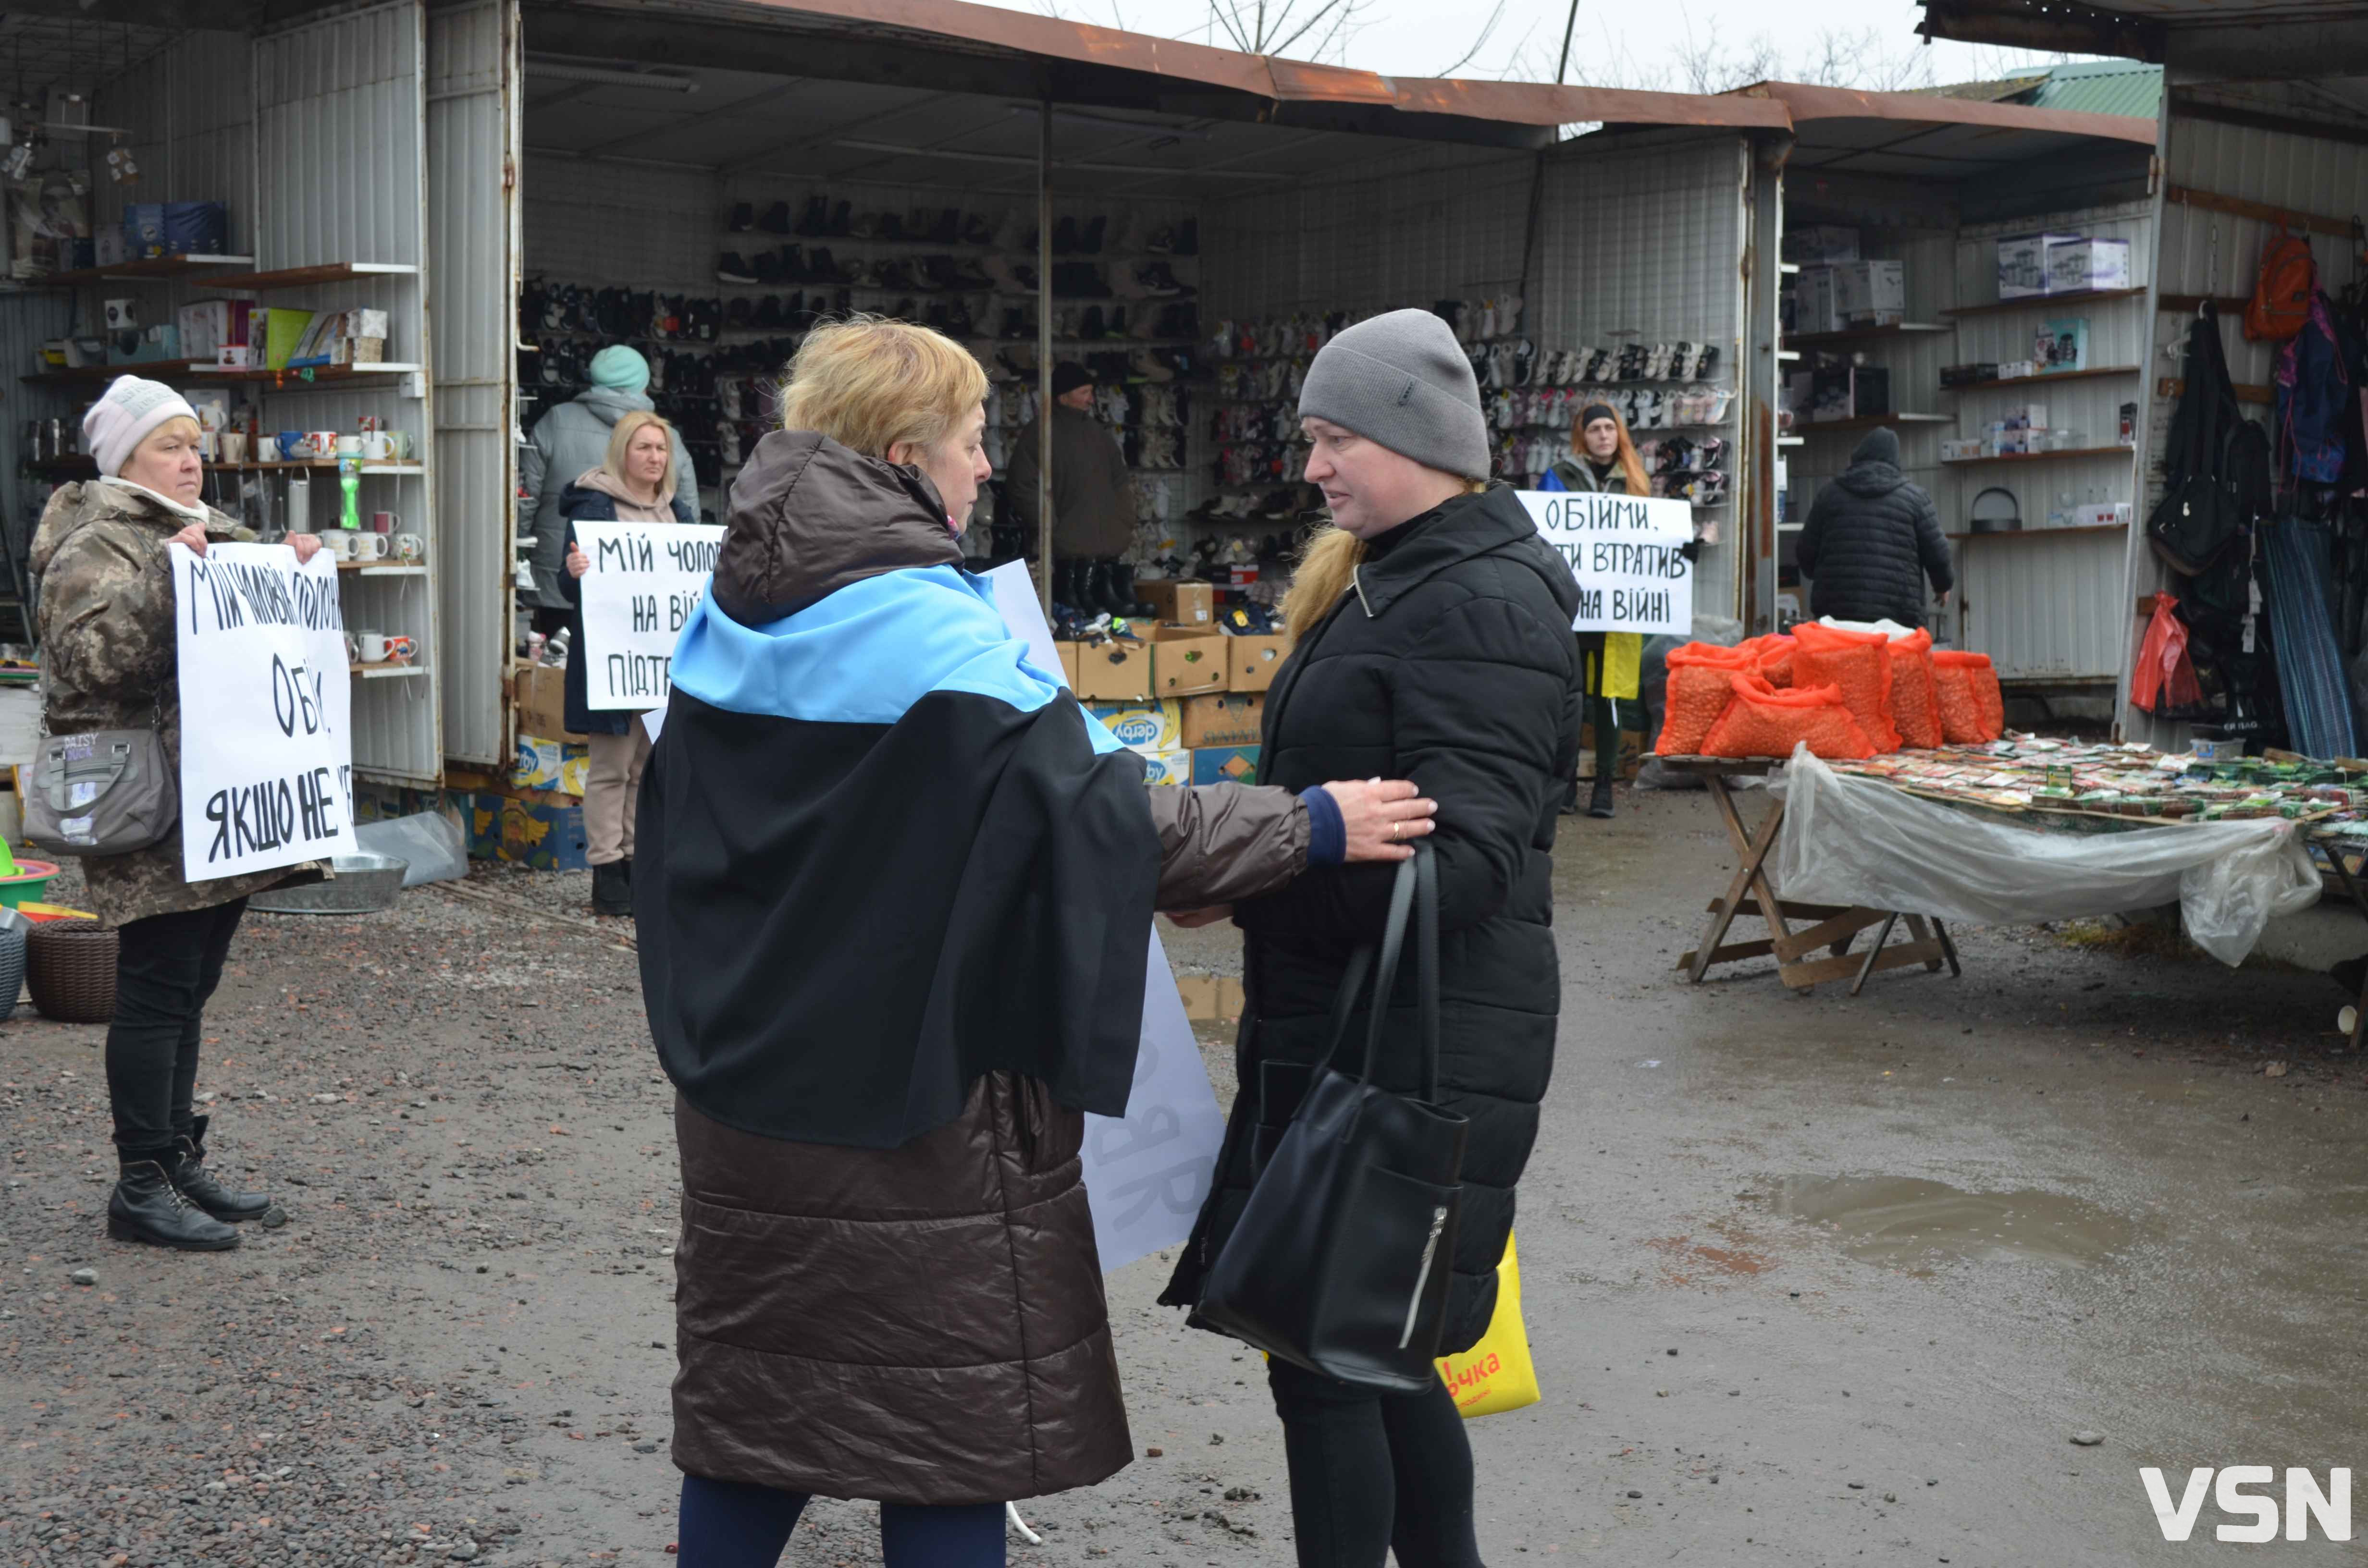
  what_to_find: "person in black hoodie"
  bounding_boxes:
[1161,309,1584,1568]
[1795,427,1953,627]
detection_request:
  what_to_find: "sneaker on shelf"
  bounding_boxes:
[717,253,758,285]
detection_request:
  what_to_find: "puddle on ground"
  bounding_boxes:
[1748,1175,2134,1271]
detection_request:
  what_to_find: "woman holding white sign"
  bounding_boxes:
[560,411,695,918]
[31,375,323,1252]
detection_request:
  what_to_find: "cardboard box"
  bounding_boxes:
[1784,225,1860,263]
[1192,745,1260,785]
[1834,259,1905,323]
[1055,640,1078,689]
[466,793,590,871]
[2035,316,2088,373]
[1173,973,1246,1024]
[1998,233,2077,299]
[512,662,585,743]
[1083,699,1183,754]
[1181,692,1263,748]
[1576,724,1645,781]
[1145,624,1228,698]
[2046,237,2129,295]
[1940,438,1984,462]
[1811,365,1889,422]
[1139,748,1191,786]
[177,299,231,362]
[1228,635,1290,692]
[512,735,591,797]
[1136,579,1213,625]
[1795,265,1843,335]
[1071,638,1153,700]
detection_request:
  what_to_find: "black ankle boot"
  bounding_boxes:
[170,1115,272,1222]
[110,1160,239,1250]
[1588,777,1616,819]
[593,860,631,918]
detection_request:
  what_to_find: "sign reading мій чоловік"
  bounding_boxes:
[171,542,356,881]
[1517,490,1694,636]
[575,520,727,710]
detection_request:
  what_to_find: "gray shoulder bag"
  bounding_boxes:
[24,698,178,857]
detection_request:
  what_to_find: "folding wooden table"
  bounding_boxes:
[1661,755,1962,995]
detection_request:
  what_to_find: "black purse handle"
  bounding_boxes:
[1314,842,1441,1101]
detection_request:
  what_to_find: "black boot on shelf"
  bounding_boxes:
[758,200,793,235]
[728,202,754,233]
[1079,214,1107,255]
[1175,217,1199,256]
[593,861,631,918]
[109,1159,239,1251]
[1053,215,1079,255]
[794,196,828,236]
[170,1116,273,1223]
[718,253,758,285]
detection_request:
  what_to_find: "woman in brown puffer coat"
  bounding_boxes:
[637,316,1437,1568]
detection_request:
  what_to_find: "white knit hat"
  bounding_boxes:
[83,375,200,478]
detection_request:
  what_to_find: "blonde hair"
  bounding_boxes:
[777,313,987,461]
[604,410,678,501]
[1282,477,1490,639]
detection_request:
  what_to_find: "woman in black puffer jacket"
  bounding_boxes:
[1162,309,1583,1568]
[1795,426,1954,627]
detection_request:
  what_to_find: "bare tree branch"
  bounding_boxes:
[1438,0,1507,76]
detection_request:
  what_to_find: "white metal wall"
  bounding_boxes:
[1206,131,1752,619]
[87,32,254,245]
[2122,98,2368,740]
[428,0,518,768]
[256,1,442,785]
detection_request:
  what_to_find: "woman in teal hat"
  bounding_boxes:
[518,344,701,626]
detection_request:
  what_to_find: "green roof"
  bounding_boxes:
[2018,61,2162,120]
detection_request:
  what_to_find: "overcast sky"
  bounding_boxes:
[1002,0,2076,93]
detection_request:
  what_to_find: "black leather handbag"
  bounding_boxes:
[1196,844,1469,1392]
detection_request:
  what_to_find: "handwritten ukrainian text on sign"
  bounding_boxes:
[575,521,727,710]
[1517,489,1695,636]
[171,542,355,882]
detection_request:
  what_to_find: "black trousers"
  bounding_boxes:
[106,899,247,1162]
[1266,1359,1483,1568]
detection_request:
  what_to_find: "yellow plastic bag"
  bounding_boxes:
[1435,1231,1540,1418]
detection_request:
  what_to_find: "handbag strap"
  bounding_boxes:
[1313,843,1440,1097]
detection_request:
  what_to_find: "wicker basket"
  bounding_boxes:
[27,922,118,1024]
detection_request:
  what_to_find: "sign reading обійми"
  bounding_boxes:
[1517,489,1694,636]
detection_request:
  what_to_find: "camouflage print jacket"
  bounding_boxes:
[31,480,322,928]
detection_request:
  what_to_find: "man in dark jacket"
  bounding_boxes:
[1796,427,1954,627]
[1005,361,1138,611]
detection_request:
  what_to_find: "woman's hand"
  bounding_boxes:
[168,523,209,557]
[1165,906,1234,929]
[566,544,591,579]
[287,533,323,564]
[1324,777,1437,863]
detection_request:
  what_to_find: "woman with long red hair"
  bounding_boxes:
[1542,403,1651,818]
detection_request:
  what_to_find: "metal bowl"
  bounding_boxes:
[248,852,410,915]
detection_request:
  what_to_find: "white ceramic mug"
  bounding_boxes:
[305,430,340,459]
[355,631,389,663]
[349,531,390,561]
[360,431,396,461]
[392,532,425,562]
[220,431,247,465]
[334,434,364,459]
[322,531,357,561]
[256,436,280,462]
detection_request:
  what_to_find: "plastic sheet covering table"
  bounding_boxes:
[1775,746,2322,967]
[1660,755,1960,995]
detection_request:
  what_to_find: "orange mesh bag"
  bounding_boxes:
[1656,642,1757,756]
[1738,634,1798,688]
[1790,622,1900,753]
[1699,674,1878,760]
[1932,649,2005,743]
[1886,628,1942,749]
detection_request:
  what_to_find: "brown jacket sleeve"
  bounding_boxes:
[1143,783,1308,911]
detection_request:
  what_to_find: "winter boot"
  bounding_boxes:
[728,202,754,233]
[109,1159,239,1250]
[170,1116,273,1223]
[717,253,758,285]
[593,860,631,918]
[759,199,795,235]
[1588,778,1616,820]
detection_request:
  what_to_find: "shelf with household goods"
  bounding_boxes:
[1940,365,2142,389]
[1940,446,2136,466]
[16,254,255,288]
[1783,322,1952,350]
[22,455,421,478]
[349,662,427,678]
[1938,287,2148,319]
[1944,522,2130,541]
[335,562,428,576]
[1792,413,1950,434]
[187,363,422,385]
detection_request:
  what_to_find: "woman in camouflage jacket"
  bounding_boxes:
[33,376,325,1252]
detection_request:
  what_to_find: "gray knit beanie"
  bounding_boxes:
[1297,309,1490,480]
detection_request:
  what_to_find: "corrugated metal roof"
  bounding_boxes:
[2021,61,2163,118]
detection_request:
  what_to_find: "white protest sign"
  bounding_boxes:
[1518,489,1695,635]
[575,520,726,710]
[171,542,355,882]
[985,556,1230,1272]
